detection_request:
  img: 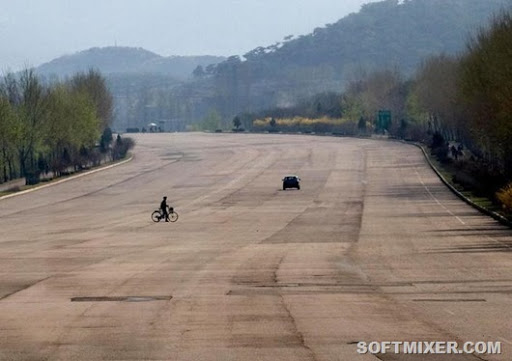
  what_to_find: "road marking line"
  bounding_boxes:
[416,169,512,250]
[445,309,455,315]
[415,169,466,225]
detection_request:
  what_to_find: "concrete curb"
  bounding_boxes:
[409,141,512,229]
[0,155,134,201]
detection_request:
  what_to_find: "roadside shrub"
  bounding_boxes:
[112,136,135,160]
[252,116,358,134]
[430,132,449,163]
[432,146,449,163]
[403,123,427,142]
[496,183,512,213]
[452,158,506,198]
[25,171,41,185]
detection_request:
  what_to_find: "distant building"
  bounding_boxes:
[148,123,158,132]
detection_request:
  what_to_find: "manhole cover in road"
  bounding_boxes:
[71,296,172,302]
[412,298,486,302]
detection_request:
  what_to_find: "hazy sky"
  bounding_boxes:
[0,0,380,71]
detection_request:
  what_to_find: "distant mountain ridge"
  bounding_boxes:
[30,0,510,131]
[35,47,226,80]
[172,0,510,121]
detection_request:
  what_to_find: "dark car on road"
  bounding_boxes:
[282,175,300,190]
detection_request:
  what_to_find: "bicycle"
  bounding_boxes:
[151,206,179,222]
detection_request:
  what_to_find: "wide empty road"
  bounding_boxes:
[0,133,511,361]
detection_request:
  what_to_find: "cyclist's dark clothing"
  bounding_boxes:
[160,199,169,221]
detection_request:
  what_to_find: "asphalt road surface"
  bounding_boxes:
[0,133,511,361]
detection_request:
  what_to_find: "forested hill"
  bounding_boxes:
[249,0,509,76]
[177,0,509,123]
[35,47,225,80]
[33,0,508,131]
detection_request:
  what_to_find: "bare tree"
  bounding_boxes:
[413,54,463,140]
[70,69,113,130]
[459,11,512,175]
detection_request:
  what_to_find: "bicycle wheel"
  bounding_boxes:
[151,210,161,222]
[169,211,179,222]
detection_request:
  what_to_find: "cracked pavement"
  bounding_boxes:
[0,133,511,360]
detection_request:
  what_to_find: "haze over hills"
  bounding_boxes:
[32,0,510,131]
[35,47,226,80]
[182,0,509,121]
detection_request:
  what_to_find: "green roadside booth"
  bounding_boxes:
[377,110,391,133]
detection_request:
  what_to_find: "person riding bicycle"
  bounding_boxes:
[160,196,170,222]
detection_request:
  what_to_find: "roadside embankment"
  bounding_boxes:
[0,155,133,201]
